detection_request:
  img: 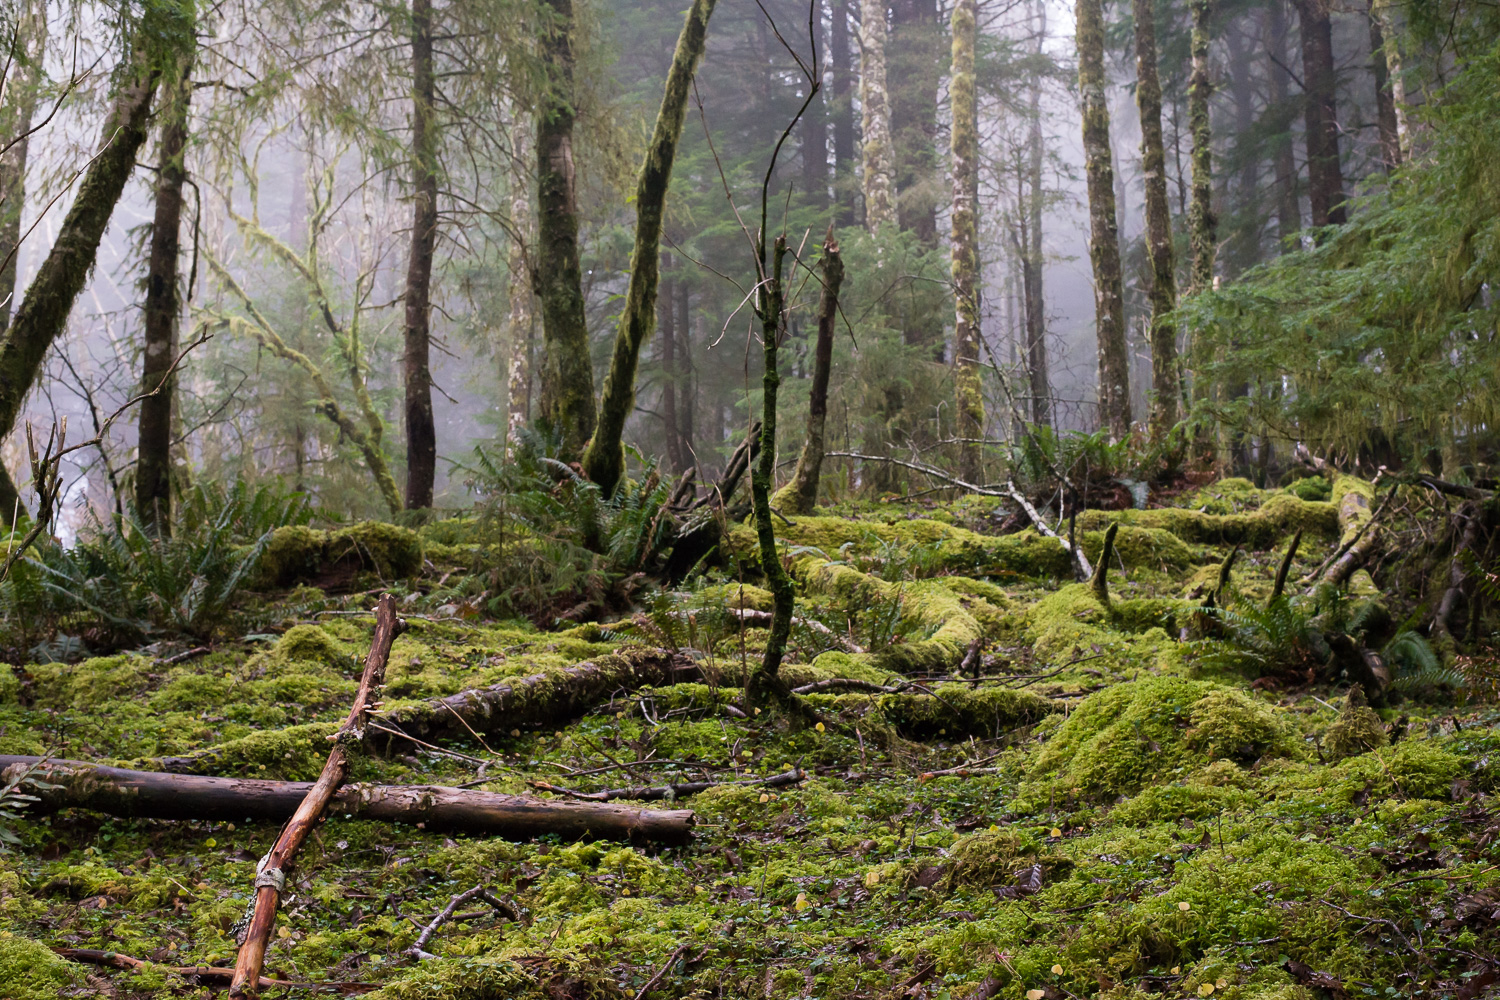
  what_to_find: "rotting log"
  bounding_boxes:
[374,646,700,748]
[229,593,405,998]
[0,757,694,845]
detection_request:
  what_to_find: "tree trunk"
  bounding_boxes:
[402,0,439,510]
[581,0,717,497]
[1295,0,1346,227]
[136,44,194,537]
[506,112,535,455]
[0,757,693,845]
[1187,0,1216,296]
[858,0,897,231]
[676,279,694,466]
[1370,0,1409,161]
[1265,0,1301,245]
[889,0,940,245]
[952,0,984,479]
[1021,0,1050,431]
[1132,0,1180,445]
[801,0,828,213]
[830,0,856,226]
[1076,0,1131,442]
[535,0,597,458]
[659,262,685,472]
[1367,2,1401,170]
[0,22,168,476]
[1223,27,1260,277]
[780,233,844,514]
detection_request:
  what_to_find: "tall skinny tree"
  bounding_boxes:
[137,34,195,535]
[1132,0,1180,444]
[1076,0,1130,440]
[1021,0,1050,429]
[859,0,896,231]
[950,0,983,480]
[1293,0,1346,226]
[535,0,596,457]
[580,0,716,497]
[403,0,440,508]
[1186,0,1215,294]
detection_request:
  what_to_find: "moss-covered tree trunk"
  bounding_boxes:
[136,40,195,537]
[1370,0,1409,162]
[534,0,596,458]
[1186,0,1216,297]
[1021,0,1050,430]
[0,12,175,498]
[506,112,535,455]
[1076,0,1131,443]
[1132,0,1180,446]
[1294,0,1346,227]
[402,0,439,509]
[778,234,843,514]
[581,0,716,497]
[950,0,984,483]
[858,0,896,231]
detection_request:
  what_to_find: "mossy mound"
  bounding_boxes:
[255,521,423,587]
[1110,759,1257,824]
[944,827,1064,887]
[21,655,150,711]
[1322,686,1389,761]
[1025,677,1301,801]
[0,934,83,1000]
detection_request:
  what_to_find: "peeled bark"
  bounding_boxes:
[1132,0,1180,444]
[950,0,984,481]
[1294,0,1346,227]
[780,233,844,514]
[1186,0,1216,296]
[1076,0,1131,442]
[0,757,693,845]
[582,0,717,497]
[0,22,167,480]
[136,44,194,536]
[858,0,897,231]
[535,0,596,457]
[403,0,439,509]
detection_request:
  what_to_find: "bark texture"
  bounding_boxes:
[858,0,897,231]
[535,0,596,457]
[1187,0,1216,296]
[1076,0,1131,442]
[136,43,194,536]
[403,0,439,509]
[1294,0,1346,227]
[506,112,535,454]
[1132,0,1180,445]
[581,0,717,497]
[0,757,693,845]
[1370,0,1409,161]
[950,0,984,482]
[780,234,844,514]
[1021,0,1050,430]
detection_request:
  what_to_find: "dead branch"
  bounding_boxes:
[408,885,522,961]
[51,948,360,992]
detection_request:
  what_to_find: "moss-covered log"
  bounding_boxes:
[582,0,717,496]
[0,757,693,845]
[254,522,422,589]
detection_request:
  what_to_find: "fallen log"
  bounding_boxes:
[229,592,405,997]
[0,756,696,843]
[529,767,806,803]
[52,948,372,993]
[374,646,700,749]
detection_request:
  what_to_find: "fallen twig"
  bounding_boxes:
[408,885,522,961]
[154,645,212,667]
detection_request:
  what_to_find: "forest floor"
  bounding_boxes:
[1,475,1497,1000]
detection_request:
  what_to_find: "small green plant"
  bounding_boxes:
[0,758,57,851]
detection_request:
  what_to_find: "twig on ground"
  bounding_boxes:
[408,885,522,960]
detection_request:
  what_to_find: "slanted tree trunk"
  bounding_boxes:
[136,41,194,537]
[581,0,717,497]
[779,233,844,514]
[506,113,535,455]
[1076,0,1130,442]
[1021,0,1050,430]
[1294,0,1346,227]
[0,0,46,524]
[1265,0,1301,245]
[859,0,897,231]
[1187,0,1216,296]
[830,0,856,226]
[1132,0,1180,445]
[1367,2,1401,170]
[0,20,170,488]
[951,0,984,480]
[1370,0,1409,161]
[535,0,596,457]
[403,0,439,509]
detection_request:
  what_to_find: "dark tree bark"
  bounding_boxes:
[1294,0,1346,227]
[582,0,717,496]
[779,233,843,514]
[1265,0,1302,244]
[535,0,597,457]
[889,0,940,245]
[1133,0,1181,444]
[136,45,194,536]
[403,0,439,509]
[1076,0,1130,442]
[1367,4,1401,171]
[953,0,985,475]
[829,0,856,226]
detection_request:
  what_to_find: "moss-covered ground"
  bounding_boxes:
[1,479,1496,999]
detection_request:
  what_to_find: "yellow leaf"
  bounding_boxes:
[1216,979,1228,989]
[1171,967,1181,975]
[1049,828,1062,838]
[815,722,826,732]
[621,888,630,896]
[865,870,880,887]
[754,707,762,715]
[759,793,770,803]
[1051,965,1063,975]
[1198,984,1215,997]
[794,892,810,911]
[510,729,521,738]
[1178,901,1192,911]
[1026,991,1045,1000]
[277,925,291,939]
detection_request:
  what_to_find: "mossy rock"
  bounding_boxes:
[255,522,422,588]
[692,583,775,613]
[0,935,83,1000]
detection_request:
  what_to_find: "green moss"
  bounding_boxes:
[1286,475,1332,502]
[27,655,150,711]
[254,521,422,587]
[1082,525,1204,571]
[1077,493,1338,548]
[360,958,547,1000]
[272,623,354,668]
[0,935,83,1000]
[874,684,1054,739]
[142,721,339,779]
[945,827,1050,887]
[1110,760,1255,824]
[1322,689,1389,761]
[692,583,775,613]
